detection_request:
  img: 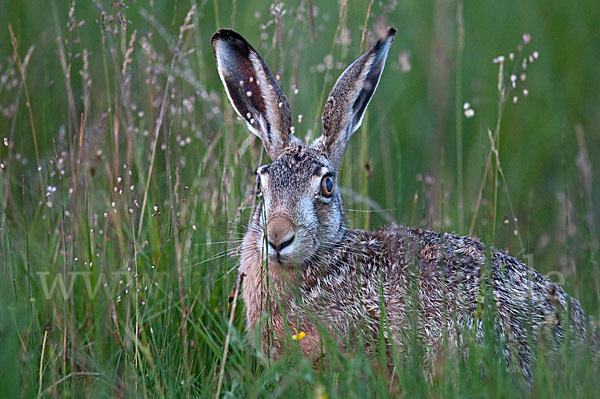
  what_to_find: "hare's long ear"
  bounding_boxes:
[316,27,396,170]
[212,29,296,160]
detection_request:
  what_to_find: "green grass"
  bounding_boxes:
[0,0,599,397]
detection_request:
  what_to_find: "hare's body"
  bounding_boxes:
[212,28,596,379]
[242,221,590,377]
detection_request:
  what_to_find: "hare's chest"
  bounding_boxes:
[239,260,327,359]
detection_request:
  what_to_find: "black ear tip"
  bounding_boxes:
[211,29,243,45]
[210,31,221,48]
[212,29,254,55]
[386,27,397,39]
[370,27,396,51]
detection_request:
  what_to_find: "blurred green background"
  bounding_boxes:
[0,0,598,397]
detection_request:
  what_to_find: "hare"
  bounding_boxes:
[211,28,596,379]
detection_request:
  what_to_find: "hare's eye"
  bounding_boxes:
[255,174,262,196]
[321,176,334,197]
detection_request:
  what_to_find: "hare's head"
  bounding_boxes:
[212,28,395,267]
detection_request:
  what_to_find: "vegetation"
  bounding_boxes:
[0,0,598,397]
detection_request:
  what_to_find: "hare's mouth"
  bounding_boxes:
[262,232,318,267]
[266,245,315,268]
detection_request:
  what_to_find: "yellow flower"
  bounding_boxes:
[291,328,305,341]
[314,384,327,399]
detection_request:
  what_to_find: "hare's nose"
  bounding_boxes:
[267,216,296,252]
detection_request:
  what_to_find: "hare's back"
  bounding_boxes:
[360,226,588,344]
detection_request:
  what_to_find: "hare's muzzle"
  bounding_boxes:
[266,216,296,254]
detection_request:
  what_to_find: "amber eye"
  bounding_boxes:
[321,176,334,197]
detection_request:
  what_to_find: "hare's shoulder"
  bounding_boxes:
[346,225,545,283]
[346,225,486,263]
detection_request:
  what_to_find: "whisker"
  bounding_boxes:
[187,249,239,268]
[345,208,398,213]
[190,239,243,247]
